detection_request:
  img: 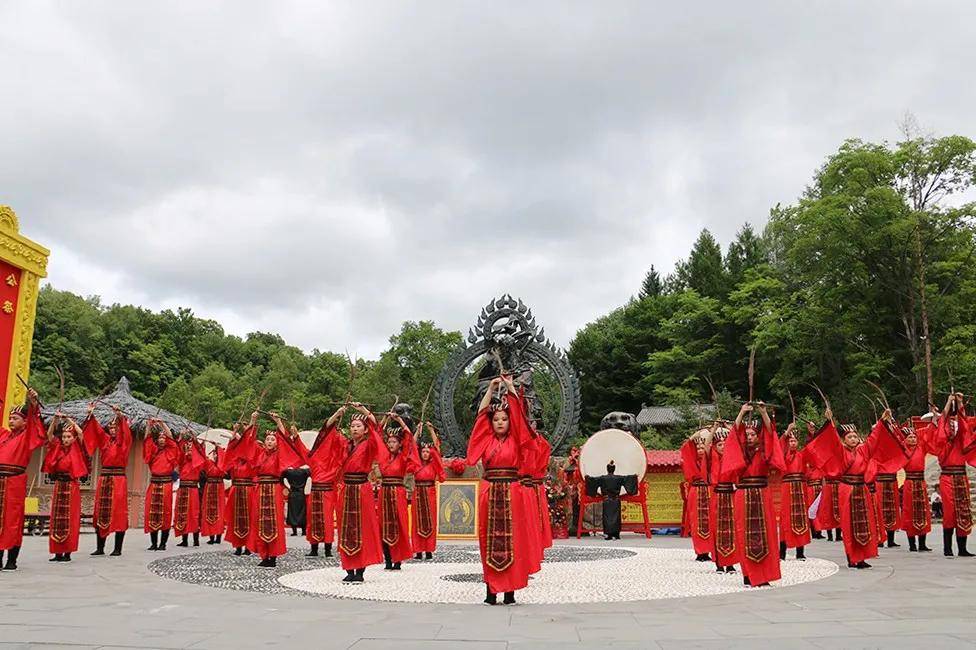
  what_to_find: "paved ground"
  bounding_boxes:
[1,525,974,649]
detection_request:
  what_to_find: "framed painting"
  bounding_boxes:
[437,479,480,540]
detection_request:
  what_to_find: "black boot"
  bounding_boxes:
[886,531,900,548]
[177,535,189,547]
[725,565,736,573]
[148,531,159,551]
[92,533,107,556]
[919,534,932,552]
[827,529,834,541]
[812,528,823,539]
[269,556,277,567]
[383,545,393,570]
[0,550,4,569]
[63,553,72,562]
[908,536,917,552]
[324,543,332,557]
[958,535,974,557]
[835,528,843,541]
[307,543,319,557]
[193,533,200,547]
[50,553,62,562]
[343,569,356,582]
[779,541,787,561]
[715,563,724,573]
[354,568,365,582]
[484,585,497,605]
[856,561,871,568]
[743,574,751,586]
[503,591,516,605]
[392,562,401,570]
[243,548,252,556]
[234,547,243,556]
[796,546,806,560]
[111,531,125,556]
[425,551,432,560]
[258,557,271,567]
[415,552,423,560]
[215,535,221,544]
[159,529,170,550]
[4,546,18,570]
[291,527,298,536]
[944,529,955,557]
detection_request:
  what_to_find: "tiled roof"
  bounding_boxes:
[636,403,715,426]
[645,449,681,468]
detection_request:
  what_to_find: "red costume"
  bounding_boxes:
[814,476,841,536]
[779,435,812,551]
[898,426,933,539]
[708,444,737,569]
[142,436,180,534]
[681,438,712,559]
[82,415,132,535]
[42,438,90,556]
[333,419,385,572]
[930,413,973,537]
[0,403,45,559]
[377,431,420,565]
[222,426,257,551]
[532,436,554,552]
[174,438,206,539]
[466,392,536,596]
[721,419,785,585]
[248,434,305,561]
[805,465,824,535]
[411,444,445,554]
[519,436,543,574]
[200,450,226,538]
[300,423,343,551]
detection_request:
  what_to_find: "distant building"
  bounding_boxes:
[635,403,716,431]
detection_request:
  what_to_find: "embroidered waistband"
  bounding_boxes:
[484,468,518,482]
[737,476,768,488]
[343,472,369,485]
[311,482,334,492]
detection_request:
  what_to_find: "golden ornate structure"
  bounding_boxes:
[0,206,49,427]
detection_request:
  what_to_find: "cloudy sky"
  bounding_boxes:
[3,2,974,357]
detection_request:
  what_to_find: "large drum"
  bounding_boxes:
[580,428,647,483]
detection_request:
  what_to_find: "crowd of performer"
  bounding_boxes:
[680,392,975,587]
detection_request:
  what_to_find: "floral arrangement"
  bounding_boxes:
[447,458,467,476]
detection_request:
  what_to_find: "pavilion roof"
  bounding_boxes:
[40,376,206,436]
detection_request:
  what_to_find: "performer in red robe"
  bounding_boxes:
[43,415,90,561]
[143,419,181,551]
[174,431,206,547]
[82,404,132,556]
[708,426,737,573]
[223,421,257,555]
[200,444,226,544]
[412,422,446,559]
[896,420,934,552]
[332,403,385,581]
[0,390,44,571]
[519,434,543,573]
[377,412,420,570]
[681,430,712,561]
[805,409,901,568]
[803,423,825,540]
[466,376,536,605]
[875,456,902,549]
[246,412,306,567]
[779,423,811,560]
[929,393,975,557]
[298,409,346,558]
[722,402,785,586]
[533,435,554,553]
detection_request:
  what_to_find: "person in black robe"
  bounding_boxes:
[283,467,310,536]
[584,461,638,540]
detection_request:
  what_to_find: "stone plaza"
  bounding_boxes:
[2,525,973,650]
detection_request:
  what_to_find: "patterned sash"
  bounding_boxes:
[146,478,168,532]
[829,480,840,522]
[843,476,871,546]
[0,476,6,527]
[906,474,930,531]
[693,480,710,539]
[233,484,251,539]
[204,481,220,525]
[96,476,114,530]
[785,476,809,536]
[0,464,26,530]
[715,483,735,557]
[740,478,768,562]
[947,470,973,534]
[381,484,401,546]
[339,473,367,555]
[174,486,190,531]
[877,475,898,530]
[50,478,72,544]
[415,481,434,538]
[257,479,278,544]
[308,489,326,542]
[485,468,517,572]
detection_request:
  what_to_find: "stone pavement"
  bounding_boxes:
[1,525,974,650]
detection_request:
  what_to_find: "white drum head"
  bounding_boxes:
[579,428,646,481]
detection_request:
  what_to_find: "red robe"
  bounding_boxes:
[708,447,737,568]
[299,424,343,546]
[722,421,785,584]
[377,433,420,563]
[42,439,89,554]
[411,446,445,553]
[805,464,824,530]
[930,414,974,536]
[519,436,543,573]
[805,421,897,563]
[83,415,132,534]
[200,451,226,537]
[143,437,180,533]
[466,394,536,594]
[681,439,712,556]
[174,439,206,536]
[533,436,554,551]
[0,403,46,550]
[779,439,812,549]
[222,426,258,549]
[248,435,305,559]
[897,427,933,536]
[334,420,385,571]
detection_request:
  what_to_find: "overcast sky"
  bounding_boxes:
[3,2,974,357]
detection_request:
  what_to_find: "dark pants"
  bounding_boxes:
[602,497,621,538]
